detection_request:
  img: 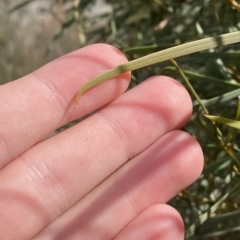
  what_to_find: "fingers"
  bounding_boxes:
[114,204,184,240]
[0,76,193,240]
[34,130,203,240]
[0,44,130,167]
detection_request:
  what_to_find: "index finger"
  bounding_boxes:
[0,44,130,168]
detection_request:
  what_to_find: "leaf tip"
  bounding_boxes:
[74,92,82,109]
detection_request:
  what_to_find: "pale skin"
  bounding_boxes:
[0,44,203,240]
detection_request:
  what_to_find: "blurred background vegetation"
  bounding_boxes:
[2,0,240,239]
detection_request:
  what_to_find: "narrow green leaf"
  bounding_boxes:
[236,97,240,120]
[46,17,75,55]
[193,88,240,108]
[204,114,240,129]
[163,67,240,88]
[74,31,240,107]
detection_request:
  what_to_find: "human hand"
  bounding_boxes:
[0,44,203,240]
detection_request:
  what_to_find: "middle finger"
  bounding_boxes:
[0,76,192,239]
